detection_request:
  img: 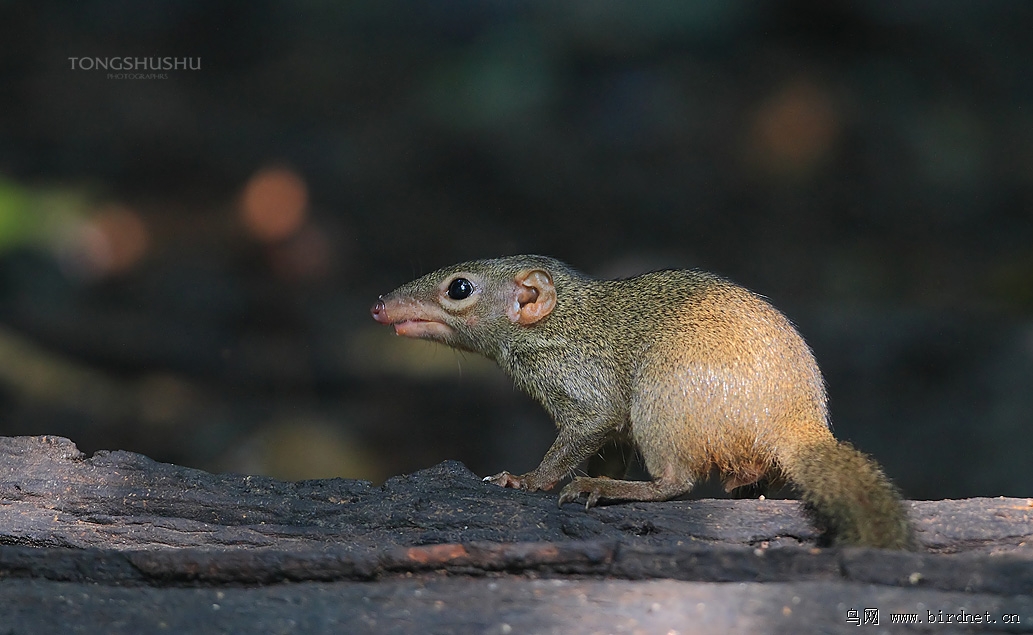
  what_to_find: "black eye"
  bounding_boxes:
[447,277,474,300]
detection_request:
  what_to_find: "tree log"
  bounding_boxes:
[1,436,1031,633]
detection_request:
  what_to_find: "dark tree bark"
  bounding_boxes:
[1,436,1031,633]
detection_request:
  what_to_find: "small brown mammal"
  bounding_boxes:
[372,255,913,549]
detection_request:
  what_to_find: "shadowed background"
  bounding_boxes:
[0,1,1029,498]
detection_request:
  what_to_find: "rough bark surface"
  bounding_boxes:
[1,436,1031,633]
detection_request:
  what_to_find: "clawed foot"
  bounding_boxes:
[558,476,611,509]
[560,475,688,509]
[483,470,556,492]
[483,470,524,489]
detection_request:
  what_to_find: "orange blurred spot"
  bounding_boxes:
[80,204,150,276]
[748,79,840,178]
[239,167,308,243]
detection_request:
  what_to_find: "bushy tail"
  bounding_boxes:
[782,440,914,549]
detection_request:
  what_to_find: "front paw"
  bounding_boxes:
[483,470,556,492]
[483,470,525,489]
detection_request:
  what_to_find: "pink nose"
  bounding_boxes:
[371,298,390,323]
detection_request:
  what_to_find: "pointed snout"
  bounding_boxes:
[369,293,454,340]
[371,297,391,324]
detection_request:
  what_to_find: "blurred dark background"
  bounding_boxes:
[0,1,1029,499]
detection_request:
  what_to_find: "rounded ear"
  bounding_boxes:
[505,269,556,325]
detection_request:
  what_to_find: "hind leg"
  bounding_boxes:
[557,461,696,508]
[558,405,701,508]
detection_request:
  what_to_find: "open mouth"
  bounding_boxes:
[393,319,452,339]
[393,318,426,332]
